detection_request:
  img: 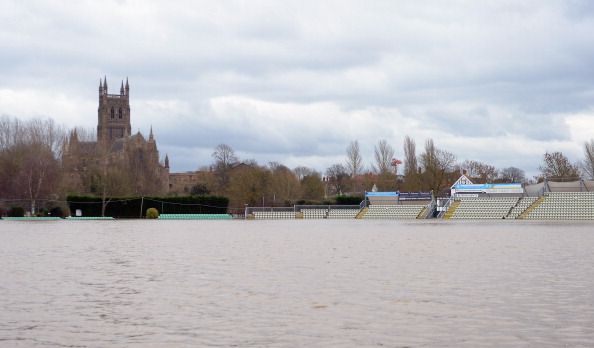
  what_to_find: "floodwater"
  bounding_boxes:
[1,220,594,347]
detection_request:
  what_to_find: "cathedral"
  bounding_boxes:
[62,77,170,196]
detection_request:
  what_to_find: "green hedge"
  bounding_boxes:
[8,206,25,217]
[67,195,229,218]
[334,195,364,205]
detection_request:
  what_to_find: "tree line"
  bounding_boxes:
[201,136,594,208]
[0,117,64,214]
[1,115,594,213]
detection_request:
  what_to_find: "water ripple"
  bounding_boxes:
[1,220,594,347]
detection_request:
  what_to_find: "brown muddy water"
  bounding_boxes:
[1,219,593,347]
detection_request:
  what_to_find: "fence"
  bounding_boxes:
[0,196,230,218]
[245,205,362,219]
[67,196,229,218]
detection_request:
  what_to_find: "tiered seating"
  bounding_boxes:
[525,192,594,220]
[301,209,328,219]
[364,205,425,219]
[507,197,538,219]
[450,197,519,219]
[253,211,295,220]
[327,208,360,219]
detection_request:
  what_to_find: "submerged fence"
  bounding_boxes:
[67,196,229,218]
[0,196,230,218]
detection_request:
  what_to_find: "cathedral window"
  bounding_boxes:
[118,108,122,119]
[110,107,115,119]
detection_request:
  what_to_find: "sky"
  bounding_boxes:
[1,0,593,178]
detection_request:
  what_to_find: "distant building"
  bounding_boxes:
[450,174,524,197]
[167,163,253,196]
[62,77,169,195]
[168,171,213,195]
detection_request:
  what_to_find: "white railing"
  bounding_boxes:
[436,197,454,218]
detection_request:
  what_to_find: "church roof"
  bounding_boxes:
[130,132,146,142]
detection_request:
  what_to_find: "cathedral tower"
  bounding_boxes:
[97,77,132,146]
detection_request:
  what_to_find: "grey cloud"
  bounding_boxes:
[1,1,594,174]
[414,106,571,141]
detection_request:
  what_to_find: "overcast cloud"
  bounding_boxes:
[1,0,594,177]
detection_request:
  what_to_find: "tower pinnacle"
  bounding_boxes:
[97,75,131,145]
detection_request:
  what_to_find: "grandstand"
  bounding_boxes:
[301,208,328,219]
[246,205,363,220]
[443,174,524,219]
[522,192,594,220]
[241,179,594,221]
[443,176,594,220]
[243,191,431,220]
[327,208,360,219]
[507,197,538,219]
[361,191,431,219]
[252,211,295,220]
[364,204,426,219]
[447,197,519,219]
[297,205,362,219]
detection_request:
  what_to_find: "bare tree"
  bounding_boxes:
[126,143,164,196]
[227,162,269,207]
[293,166,313,181]
[22,144,61,215]
[539,151,579,180]
[461,160,498,182]
[27,118,64,157]
[582,140,594,179]
[345,140,363,177]
[0,115,15,150]
[0,116,18,200]
[403,136,417,177]
[420,139,456,194]
[72,127,96,142]
[402,135,420,190]
[499,167,525,183]
[0,117,65,214]
[300,171,324,201]
[74,140,135,217]
[325,163,349,196]
[212,143,238,167]
[373,139,394,174]
[268,163,300,206]
[212,143,238,189]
